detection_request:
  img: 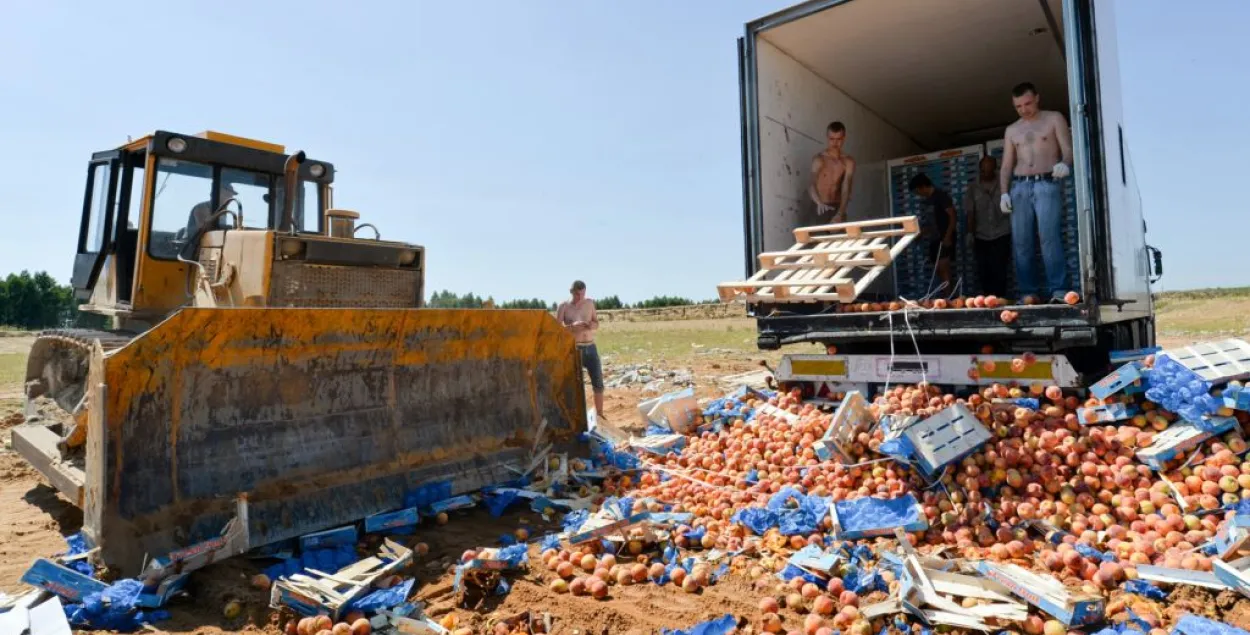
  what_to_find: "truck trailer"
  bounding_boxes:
[731,0,1164,396]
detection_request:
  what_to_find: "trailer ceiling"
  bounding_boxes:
[758,0,1069,150]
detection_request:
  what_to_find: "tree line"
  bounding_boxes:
[0,272,719,331]
[0,271,107,330]
[425,290,717,311]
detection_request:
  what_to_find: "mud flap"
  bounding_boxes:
[78,308,586,575]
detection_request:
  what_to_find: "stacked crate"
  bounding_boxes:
[886,145,983,299]
[985,140,1081,299]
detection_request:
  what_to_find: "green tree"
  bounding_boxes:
[633,295,694,309]
[596,295,624,310]
[501,298,550,309]
[0,270,107,330]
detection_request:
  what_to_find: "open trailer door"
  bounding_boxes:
[1067,0,1152,322]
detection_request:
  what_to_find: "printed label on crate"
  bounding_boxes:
[1077,403,1138,425]
[299,524,359,552]
[568,513,651,545]
[974,561,1104,626]
[427,495,477,514]
[269,582,325,617]
[1090,362,1146,401]
[1137,417,1238,470]
[365,507,420,533]
[20,559,108,603]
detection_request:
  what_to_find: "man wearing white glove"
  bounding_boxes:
[1000,81,1073,304]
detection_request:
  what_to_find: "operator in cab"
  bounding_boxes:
[184,182,239,238]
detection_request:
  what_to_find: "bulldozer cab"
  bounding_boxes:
[72,131,357,325]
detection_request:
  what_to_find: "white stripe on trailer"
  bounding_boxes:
[775,353,1081,387]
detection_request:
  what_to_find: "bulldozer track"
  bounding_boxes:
[24,328,136,414]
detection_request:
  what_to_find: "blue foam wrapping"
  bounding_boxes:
[344,578,414,613]
[483,489,522,517]
[778,564,828,588]
[844,565,887,594]
[64,578,171,632]
[498,534,517,546]
[686,526,707,544]
[660,614,738,635]
[1145,356,1220,421]
[842,543,875,566]
[1171,614,1250,635]
[539,534,561,553]
[745,470,759,484]
[497,544,529,567]
[592,435,641,470]
[832,494,926,538]
[562,509,589,533]
[662,543,680,564]
[1075,543,1116,563]
[63,532,95,578]
[1013,398,1040,410]
[615,497,636,519]
[1098,608,1152,635]
[1122,579,1167,600]
[732,487,829,537]
[877,436,917,462]
[496,577,511,595]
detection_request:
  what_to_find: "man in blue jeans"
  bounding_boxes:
[556,280,605,419]
[999,82,1073,304]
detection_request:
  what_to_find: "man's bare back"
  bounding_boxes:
[1004,111,1070,176]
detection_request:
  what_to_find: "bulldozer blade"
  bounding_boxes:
[70,307,585,575]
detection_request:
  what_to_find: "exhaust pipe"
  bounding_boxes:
[282,150,306,234]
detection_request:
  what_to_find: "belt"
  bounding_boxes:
[1012,173,1055,182]
[576,342,596,348]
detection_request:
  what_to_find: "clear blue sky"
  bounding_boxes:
[0,1,1244,305]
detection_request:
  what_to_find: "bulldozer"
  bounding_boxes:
[12,130,587,575]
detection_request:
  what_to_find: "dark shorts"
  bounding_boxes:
[927,240,951,264]
[578,342,604,392]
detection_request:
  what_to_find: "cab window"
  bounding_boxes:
[148,158,213,260]
[148,159,291,259]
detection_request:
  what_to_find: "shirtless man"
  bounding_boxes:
[999,82,1073,303]
[809,121,856,223]
[555,280,604,419]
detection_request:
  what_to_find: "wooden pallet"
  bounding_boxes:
[718,216,919,304]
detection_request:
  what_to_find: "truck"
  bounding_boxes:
[727,0,1164,396]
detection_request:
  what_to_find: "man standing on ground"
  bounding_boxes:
[809,121,857,223]
[556,280,605,419]
[965,155,1012,297]
[908,173,956,290]
[1000,82,1073,303]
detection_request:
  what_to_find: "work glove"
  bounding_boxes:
[1000,193,1013,214]
[1052,162,1071,179]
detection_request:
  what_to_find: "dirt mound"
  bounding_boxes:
[0,410,22,432]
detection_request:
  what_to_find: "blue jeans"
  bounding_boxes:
[1009,179,1067,298]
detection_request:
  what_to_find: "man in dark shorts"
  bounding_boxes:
[556,280,605,419]
[908,173,956,289]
